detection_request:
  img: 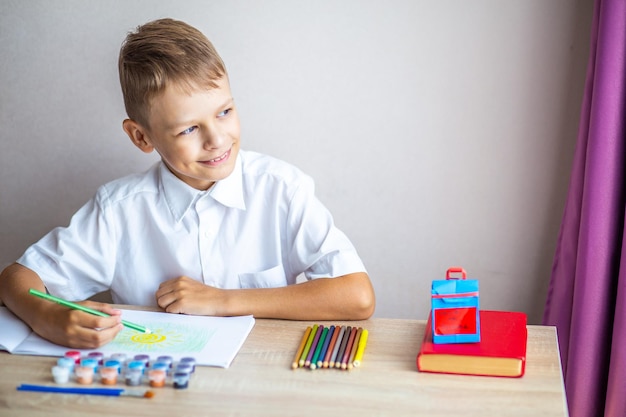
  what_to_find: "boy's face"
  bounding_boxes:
[124,77,241,191]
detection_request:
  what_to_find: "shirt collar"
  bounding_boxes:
[209,152,246,210]
[159,154,246,223]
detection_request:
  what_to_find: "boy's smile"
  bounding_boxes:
[123,76,241,191]
[199,147,232,167]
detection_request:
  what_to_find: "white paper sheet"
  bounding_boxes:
[0,307,254,368]
[0,307,33,352]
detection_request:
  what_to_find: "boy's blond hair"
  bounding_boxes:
[118,18,226,128]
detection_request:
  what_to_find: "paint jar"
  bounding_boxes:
[151,362,169,376]
[175,363,193,375]
[125,367,143,386]
[148,369,166,388]
[56,357,75,372]
[172,372,190,389]
[99,366,118,385]
[133,354,150,368]
[127,360,146,374]
[104,359,122,374]
[180,357,196,373]
[156,356,173,369]
[87,352,105,365]
[51,365,71,384]
[75,366,94,385]
[110,353,128,365]
[80,358,99,373]
[111,354,129,375]
[64,350,82,364]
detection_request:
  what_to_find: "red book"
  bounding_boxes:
[417,310,527,378]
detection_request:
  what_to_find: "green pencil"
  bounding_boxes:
[310,326,328,370]
[29,288,151,334]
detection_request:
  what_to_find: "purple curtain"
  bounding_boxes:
[543,0,625,416]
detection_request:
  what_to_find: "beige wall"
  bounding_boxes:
[0,0,593,323]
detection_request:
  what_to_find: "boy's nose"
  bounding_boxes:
[201,127,226,150]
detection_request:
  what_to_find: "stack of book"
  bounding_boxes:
[417,310,528,378]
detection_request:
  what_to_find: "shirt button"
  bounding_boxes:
[203,230,211,238]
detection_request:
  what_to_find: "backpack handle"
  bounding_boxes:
[445,267,467,280]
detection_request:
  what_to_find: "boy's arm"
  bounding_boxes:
[155,272,375,320]
[0,263,124,348]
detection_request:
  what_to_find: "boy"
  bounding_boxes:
[0,18,375,349]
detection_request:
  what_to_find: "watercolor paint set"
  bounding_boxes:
[50,350,197,390]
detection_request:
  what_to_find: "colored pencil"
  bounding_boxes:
[329,326,346,368]
[292,326,312,369]
[347,328,363,370]
[299,324,318,367]
[17,384,154,398]
[317,325,335,368]
[340,327,358,370]
[334,326,351,369]
[322,325,341,368]
[29,288,150,334]
[352,329,369,367]
[305,325,323,367]
[310,326,328,370]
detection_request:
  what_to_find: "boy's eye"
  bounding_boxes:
[180,126,197,135]
[218,108,231,118]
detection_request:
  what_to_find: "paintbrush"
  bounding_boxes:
[17,384,155,399]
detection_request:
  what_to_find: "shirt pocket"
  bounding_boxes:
[238,264,287,289]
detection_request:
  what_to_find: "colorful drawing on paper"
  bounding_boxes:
[107,323,216,353]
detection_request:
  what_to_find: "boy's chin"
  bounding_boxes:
[172,170,234,190]
[199,166,237,187]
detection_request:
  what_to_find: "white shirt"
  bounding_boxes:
[17,150,366,306]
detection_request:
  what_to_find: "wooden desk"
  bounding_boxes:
[0,318,568,416]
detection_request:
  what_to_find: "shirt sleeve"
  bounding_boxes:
[16,188,117,301]
[284,175,367,280]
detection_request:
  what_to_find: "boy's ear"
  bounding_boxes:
[123,119,154,154]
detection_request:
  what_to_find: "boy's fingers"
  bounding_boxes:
[80,300,121,316]
[68,308,122,332]
[74,323,123,349]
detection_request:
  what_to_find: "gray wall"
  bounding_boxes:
[0,0,593,323]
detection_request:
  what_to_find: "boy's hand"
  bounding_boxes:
[155,271,375,320]
[156,276,225,315]
[34,301,124,349]
[0,264,124,349]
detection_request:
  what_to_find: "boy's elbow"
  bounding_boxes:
[354,295,375,320]
[349,272,376,320]
[358,290,376,319]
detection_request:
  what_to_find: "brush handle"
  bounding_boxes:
[17,384,124,396]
